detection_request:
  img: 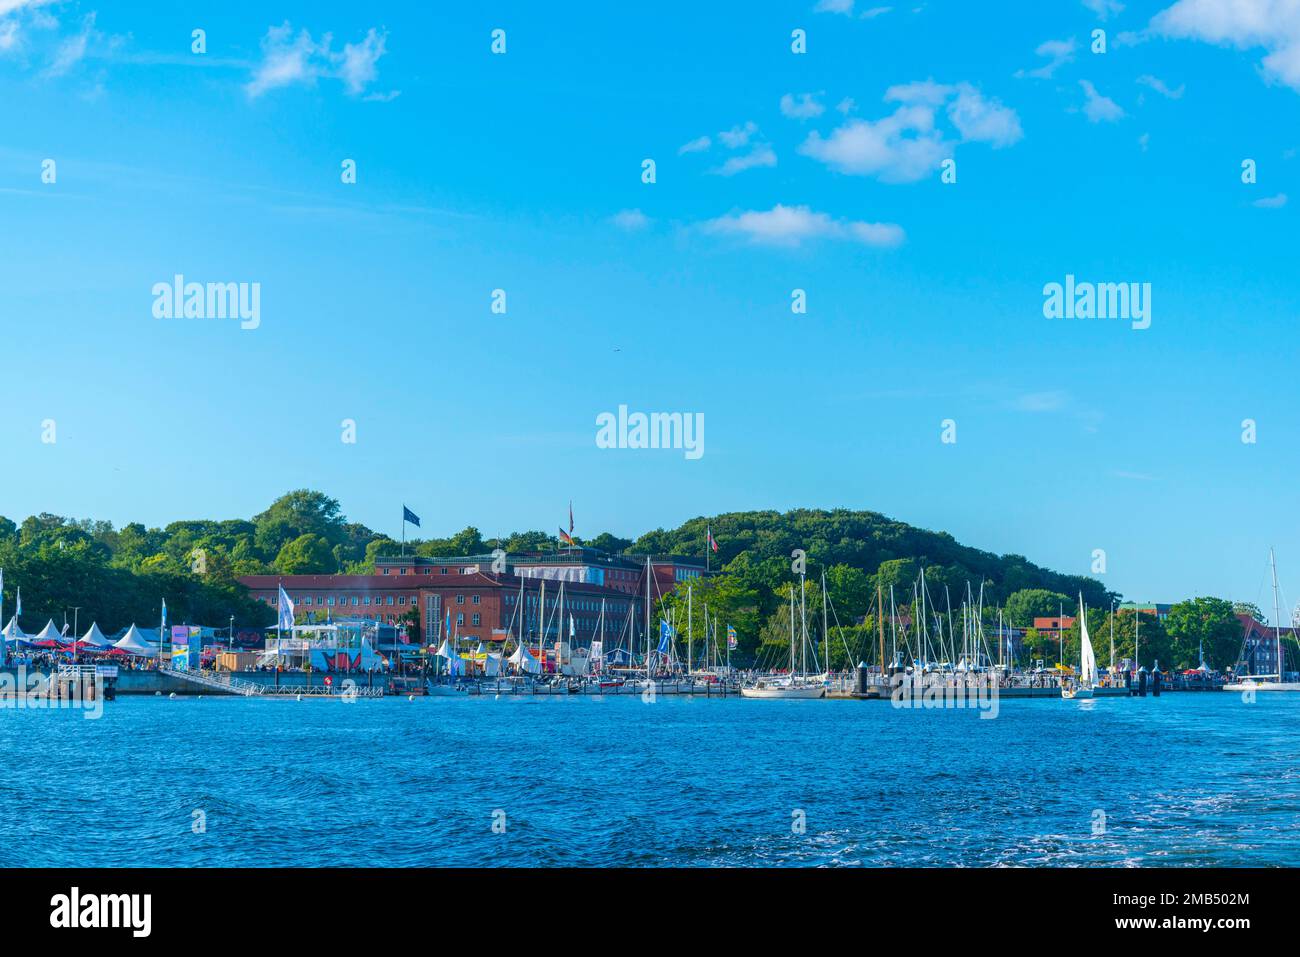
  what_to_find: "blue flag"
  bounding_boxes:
[658,619,673,654]
[403,505,421,527]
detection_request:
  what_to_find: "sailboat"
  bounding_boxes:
[1224,548,1300,692]
[741,575,825,699]
[1061,595,1097,700]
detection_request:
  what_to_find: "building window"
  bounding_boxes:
[472,614,481,626]
[456,595,465,604]
[399,596,407,606]
[456,613,464,626]
[363,597,371,606]
[386,596,394,605]
[441,567,448,574]
[472,595,481,605]
[382,568,389,575]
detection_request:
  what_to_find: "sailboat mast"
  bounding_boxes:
[800,573,808,678]
[647,553,655,681]
[788,586,795,676]
[687,584,693,675]
[1271,547,1283,678]
[877,583,885,674]
[822,571,829,677]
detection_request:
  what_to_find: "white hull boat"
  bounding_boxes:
[740,681,825,699]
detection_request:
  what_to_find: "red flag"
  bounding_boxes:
[707,526,718,553]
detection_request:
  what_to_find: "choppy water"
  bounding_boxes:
[2,691,1297,866]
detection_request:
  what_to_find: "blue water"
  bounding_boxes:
[3,692,1298,866]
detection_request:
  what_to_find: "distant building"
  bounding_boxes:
[1117,601,1172,620]
[1032,615,1076,640]
[374,547,707,599]
[1235,613,1298,676]
[239,569,638,650]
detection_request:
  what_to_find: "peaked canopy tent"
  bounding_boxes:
[434,638,464,676]
[1,617,28,642]
[113,624,159,656]
[79,622,114,648]
[25,619,67,646]
[507,643,541,674]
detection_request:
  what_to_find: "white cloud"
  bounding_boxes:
[700,203,904,248]
[780,92,825,119]
[0,19,19,53]
[861,6,893,18]
[42,12,92,78]
[245,22,393,99]
[1138,131,1150,150]
[610,208,651,230]
[885,78,954,106]
[836,96,856,113]
[678,135,711,154]
[717,121,758,148]
[1009,390,1067,412]
[947,83,1022,146]
[1017,38,1076,79]
[713,144,777,176]
[1253,192,1288,207]
[800,81,1021,180]
[799,105,945,181]
[1079,79,1125,121]
[1137,74,1185,98]
[1151,0,1300,91]
[338,28,388,96]
[814,0,856,14]
[1082,0,1125,20]
[0,0,55,15]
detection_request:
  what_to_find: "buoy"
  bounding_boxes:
[296,694,302,701]
[408,695,415,701]
[169,693,176,699]
[154,691,161,696]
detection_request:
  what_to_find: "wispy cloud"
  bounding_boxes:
[610,208,650,230]
[712,144,777,176]
[1083,0,1124,20]
[1017,38,1076,80]
[1008,390,1068,413]
[245,22,396,100]
[780,92,825,119]
[1253,192,1287,208]
[699,203,904,248]
[1137,73,1185,99]
[680,121,777,177]
[1079,79,1125,122]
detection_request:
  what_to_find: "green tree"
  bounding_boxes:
[275,534,333,574]
[1165,597,1242,671]
[1004,588,1072,628]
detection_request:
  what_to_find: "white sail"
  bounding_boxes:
[1079,604,1097,687]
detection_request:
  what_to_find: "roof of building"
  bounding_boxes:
[239,571,635,598]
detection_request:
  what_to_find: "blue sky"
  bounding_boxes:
[2,0,1300,612]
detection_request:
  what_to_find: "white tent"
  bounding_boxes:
[114,624,158,656]
[31,619,66,643]
[508,643,541,674]
[1,617,28,642]
[79,622,114,648]
[435,638,464,676]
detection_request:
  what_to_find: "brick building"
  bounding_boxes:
[239,567,640,650]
